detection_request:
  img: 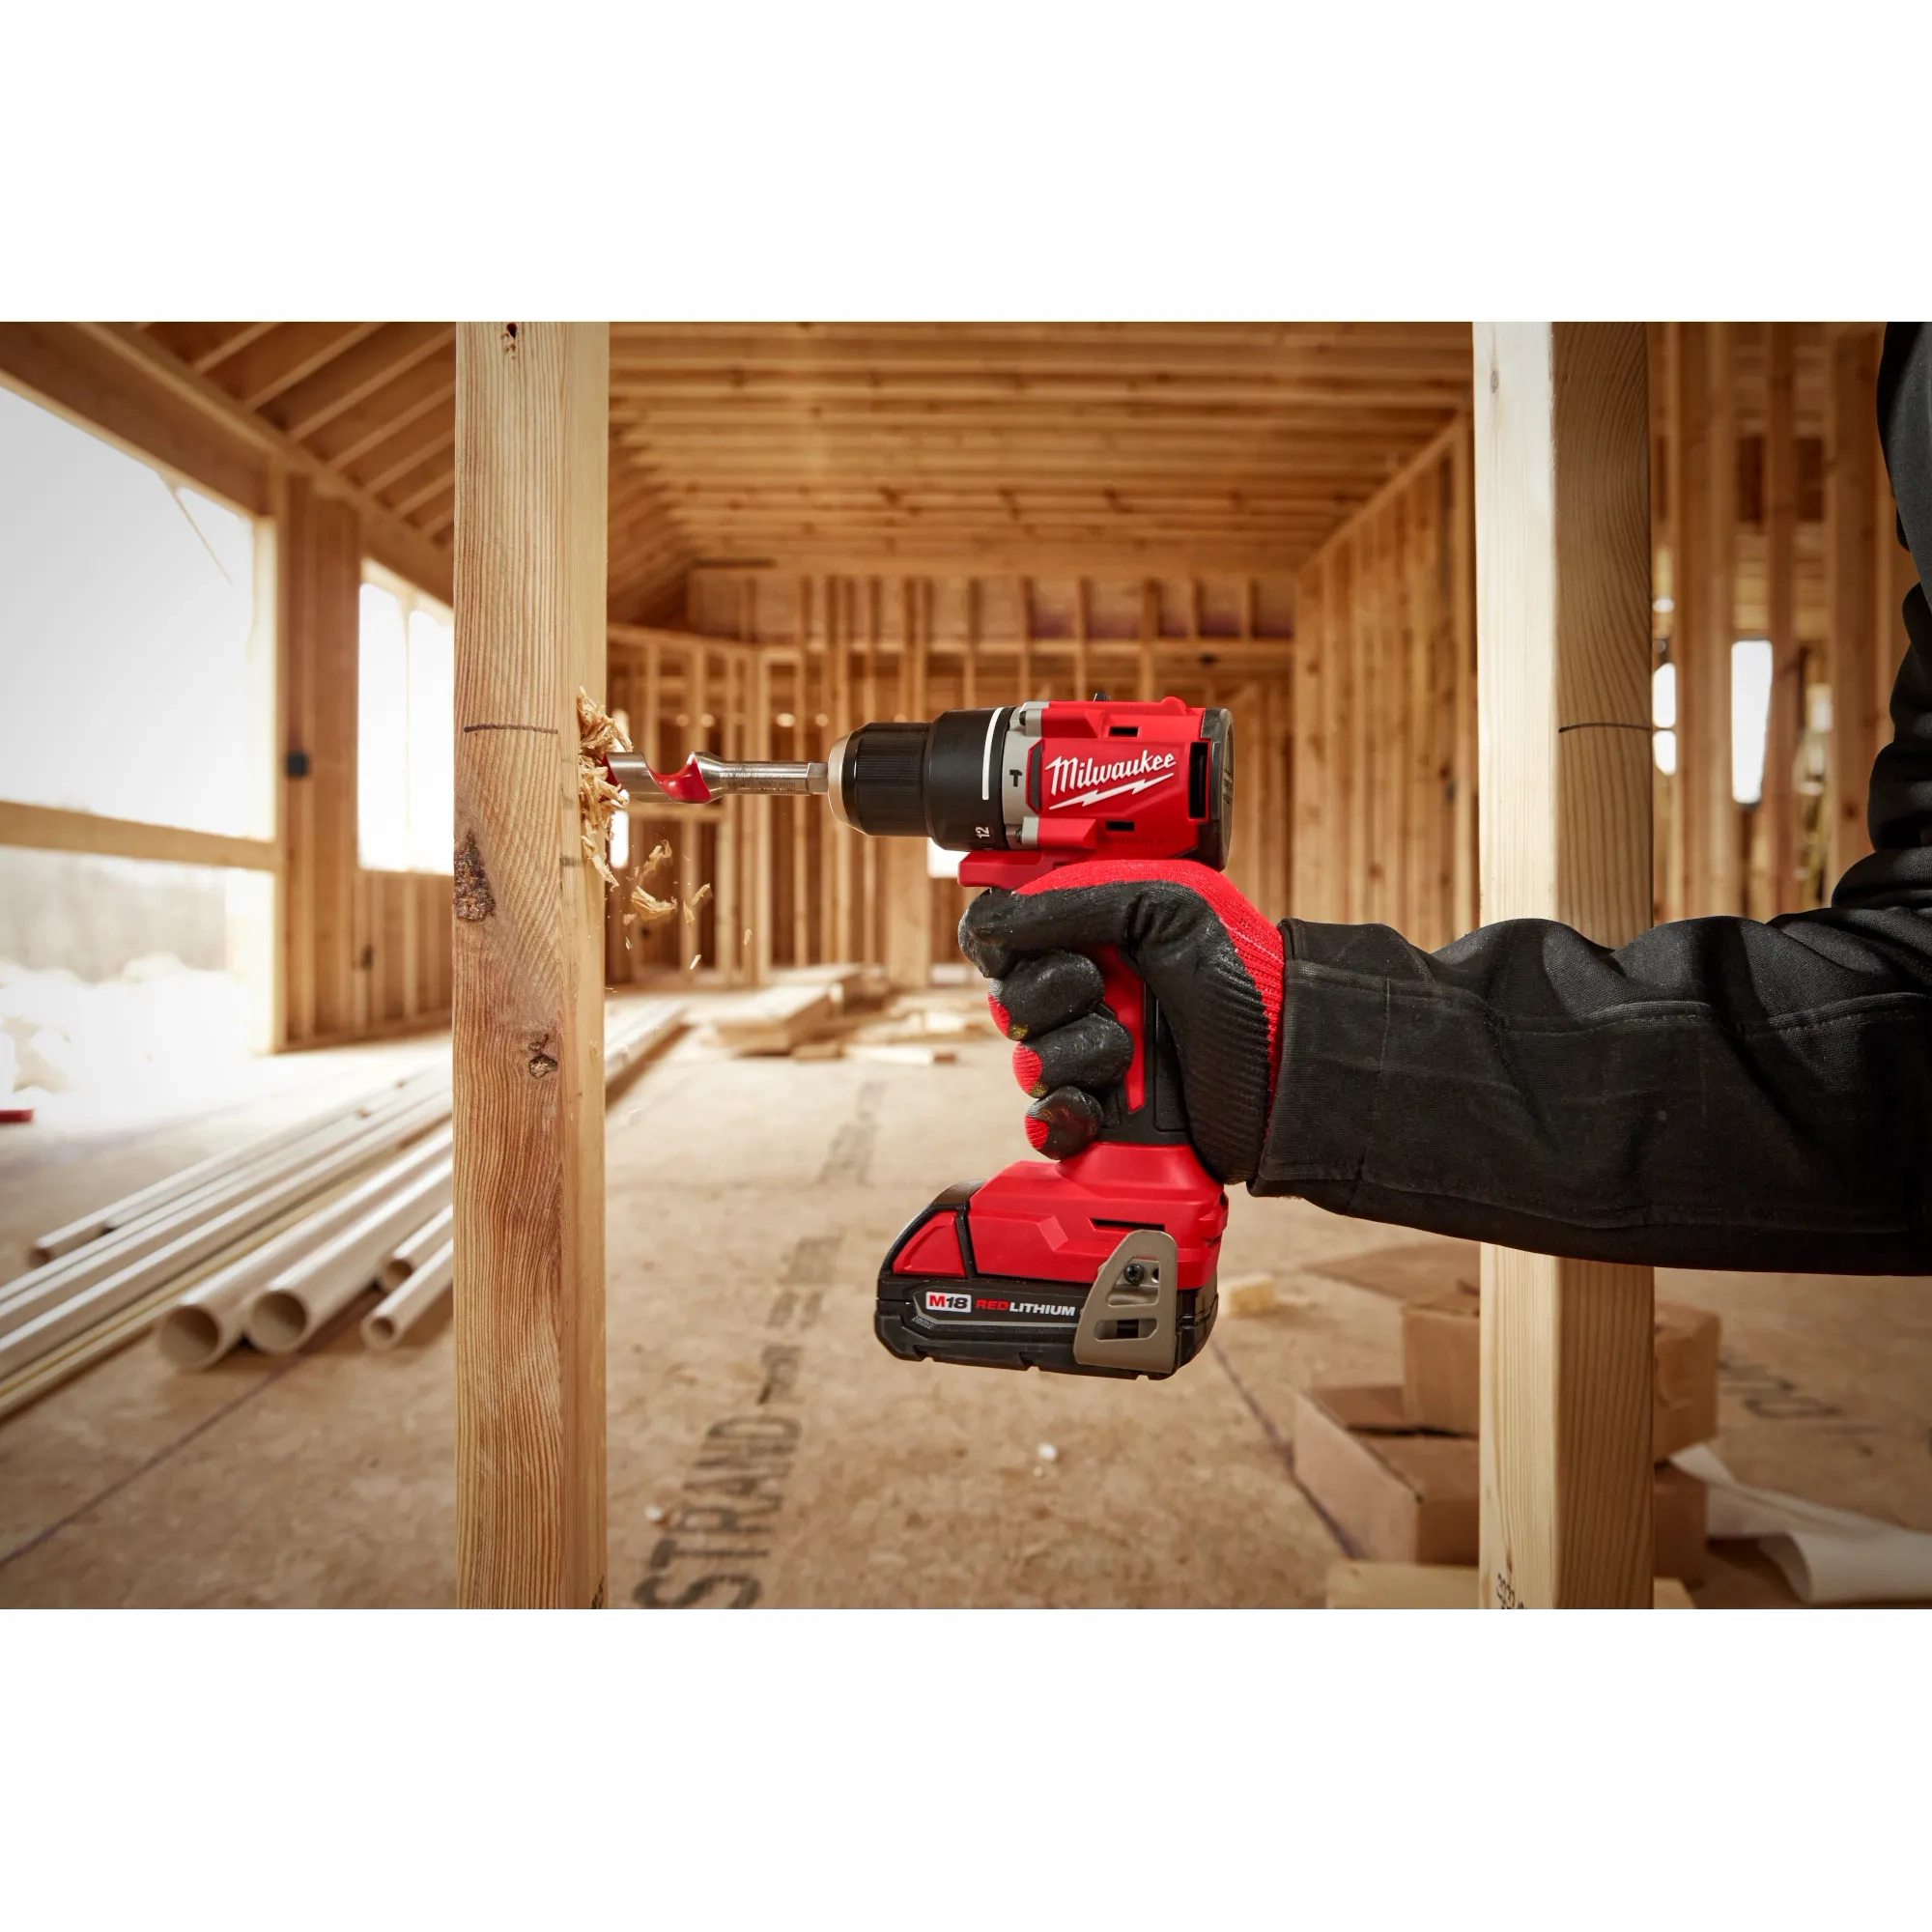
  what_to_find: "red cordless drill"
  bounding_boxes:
[608,694,1235,1380]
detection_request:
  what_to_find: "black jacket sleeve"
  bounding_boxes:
[1253,324,1932,1274]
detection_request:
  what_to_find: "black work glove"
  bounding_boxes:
[957,858,1285,1184]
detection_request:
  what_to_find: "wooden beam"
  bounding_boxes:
[1763,324,1802,914]
[0,801,279,873]
[452,320,610,1609]
[1449,419,1478,936]
[1700,324,1741,915]
[0,322,270,516]
[278,323,454,442]
[68,322,455,603]
[1827,327,1882,887]
[1473,323,1655,1609]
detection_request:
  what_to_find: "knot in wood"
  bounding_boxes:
[453,834,495,922]
[527,1038,559,1078]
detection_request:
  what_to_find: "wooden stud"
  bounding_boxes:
[1827,327,1881,888]
[717,649,741,984]
[1138,580,1158,702]
[1472,323,1654,1609]
[753,646,774,984]
[1016,576,1033,697]
[680,646,705,976]
[1763,324,1801,914]
[1704,323,1741,916]
[1073,578,1092,697]
[793,580,812,965]
[451,320,609,1609]
[963,580,980,708]
[1450,419,1479,938]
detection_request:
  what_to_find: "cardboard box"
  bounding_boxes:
[1400,1291,1721,1459]
[1293,1384,1708,1584]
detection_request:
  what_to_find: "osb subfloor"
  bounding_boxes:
[2,1016,1929,1607]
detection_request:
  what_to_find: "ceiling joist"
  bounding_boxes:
[123,321,1472,602]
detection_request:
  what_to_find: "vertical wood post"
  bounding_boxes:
[831,582,854,959]
[1292,566,1329,922]
[452,320,609,1608]
[1827,327,1882,887]
[1450,421,1479,937]
[1137,580,1158,702]
[1703,324,1741,915]
[1473,324,1655,1608]
[1016,576,1033,700]
[1763,324,1801,914]
[680,646,705,975]
[964,581,981,708]
[753,645,773,984]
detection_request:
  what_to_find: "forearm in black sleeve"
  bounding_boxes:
[1255,905,1932,1272]
[1253,324,1932,1273]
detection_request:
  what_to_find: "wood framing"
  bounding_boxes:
[1828,327,1883,886]
[1291,417,1476,945]
[1763,324,1802,913]
[0,802,276,873]
[452,322,611,1609]
[1472,323,1655,1609]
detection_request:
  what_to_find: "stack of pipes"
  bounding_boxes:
[0,1000,682,1418]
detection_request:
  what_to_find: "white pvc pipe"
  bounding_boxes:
[361,1237,454,1351]
[155,1129,455,1370]
[245,1160,454,1355]
[0,1098,451,1381]
[379,1204,455,1293]
[0,1091,450,1342]
[29,1065,444,1262]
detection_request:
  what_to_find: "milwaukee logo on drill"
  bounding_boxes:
[1044,749,1177,810]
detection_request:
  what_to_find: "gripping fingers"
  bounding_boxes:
[1023,1086,1105,1159]
[1010,1010,1133,1099]
[984,950,1104,1041]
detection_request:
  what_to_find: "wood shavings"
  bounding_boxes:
[640,840,673,888]
[689,953,701,972]
[682,881,713,929]
[576,688,630,893]
[628,884,676,927]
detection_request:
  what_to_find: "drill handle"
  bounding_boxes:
[1088,948,1195,1150]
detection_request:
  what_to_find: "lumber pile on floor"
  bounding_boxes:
[1294,1294,1723,1593]
[710,974,991,1065]
[0,999,683,1419]
[706,963,891,1056]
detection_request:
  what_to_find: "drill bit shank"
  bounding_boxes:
[607,752,828,804]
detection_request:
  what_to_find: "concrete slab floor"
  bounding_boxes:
[2,1020,1928,1607]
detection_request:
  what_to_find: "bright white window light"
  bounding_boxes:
[1652,662,1677,729]
[0,385,270,838]
[925,839,962,880]
[357,584,410,870]
[1731,639,1774,806]
[358,571,455,872]
[405,606,454,871]
[1652,662,1677,775]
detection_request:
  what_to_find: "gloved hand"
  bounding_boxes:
[957,859,1285,1184]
